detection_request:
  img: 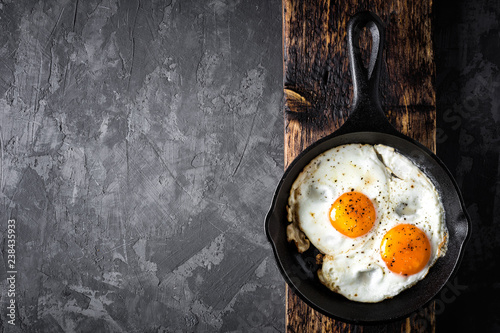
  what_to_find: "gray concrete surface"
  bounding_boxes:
[0,0,284,331]
[434,0,500,331]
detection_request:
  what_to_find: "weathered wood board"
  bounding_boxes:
[283,0,437,331]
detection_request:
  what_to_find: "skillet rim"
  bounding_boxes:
[264,129,471,324]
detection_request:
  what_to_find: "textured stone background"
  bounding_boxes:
[0,0,498,332]
[0,0,284,331]
[434,0,500,331]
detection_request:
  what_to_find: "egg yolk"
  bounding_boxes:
[380,224,431,276]
[329,191,376,238]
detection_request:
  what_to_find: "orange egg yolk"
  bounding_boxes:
[380,224,431,276]
[329,191,376,238]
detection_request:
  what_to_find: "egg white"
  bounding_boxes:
[287,144,391,256]
[287,144,447,303]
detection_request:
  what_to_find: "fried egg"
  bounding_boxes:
[286,144,447,303]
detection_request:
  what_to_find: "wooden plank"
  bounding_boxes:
[283,0,436,331]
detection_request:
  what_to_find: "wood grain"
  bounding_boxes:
[283,0,437,331]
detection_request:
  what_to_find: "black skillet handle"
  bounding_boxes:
[337,12,398,135]
[348,11,384,112]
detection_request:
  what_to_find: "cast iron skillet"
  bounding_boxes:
[265,11,470,324]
